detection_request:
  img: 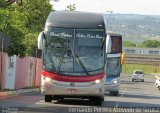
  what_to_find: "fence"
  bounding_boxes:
[0,52,42,90]
[125,54,160,65]
[122,54,160,74]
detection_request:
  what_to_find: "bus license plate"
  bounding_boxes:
[67,88,77,93]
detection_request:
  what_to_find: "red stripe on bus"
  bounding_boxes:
[41,70,104,82]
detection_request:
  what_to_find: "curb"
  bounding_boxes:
[0,88,40,97]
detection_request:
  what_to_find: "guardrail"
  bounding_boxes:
[125,54,160,65]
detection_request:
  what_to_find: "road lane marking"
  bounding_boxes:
[35,100,95,107]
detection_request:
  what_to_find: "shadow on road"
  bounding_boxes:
[121,80,155,85]
[122,93,160,99]
[16,106,71,113]
[53,98,95,106]
[18,100,160,113]
[120,80,135,84]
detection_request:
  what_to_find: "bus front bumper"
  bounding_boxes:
[104,83,119,92]
[41,79,104,97]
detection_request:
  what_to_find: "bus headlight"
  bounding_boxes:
[95,79,101,84]
[113,80,118,84]
[45,77,52,82]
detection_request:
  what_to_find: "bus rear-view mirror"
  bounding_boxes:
[106,35,111,53]
[38,31,44,50]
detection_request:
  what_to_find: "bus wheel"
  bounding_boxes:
[45,95,52,102]
[102,97,104,102]
[58,97,64,101]
[110,91,119,96]
[94,97,103,106]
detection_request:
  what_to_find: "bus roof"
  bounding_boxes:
[107,32,122,37]
[45,11,105,29]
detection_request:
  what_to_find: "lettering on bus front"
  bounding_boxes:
[76,33,103,39]
[50,32,73,37]
[50,32,103,39]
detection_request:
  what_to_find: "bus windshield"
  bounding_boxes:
[43,28,105,76]
[106,57,121,76]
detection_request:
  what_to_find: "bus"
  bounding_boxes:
[104,33,124,96]
[37,11,122,105]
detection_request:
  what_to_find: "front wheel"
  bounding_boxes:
[110,91,119,96]
[94,97,103,106]
[45,95,52,102]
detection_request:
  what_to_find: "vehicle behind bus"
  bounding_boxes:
[104,33,124,96]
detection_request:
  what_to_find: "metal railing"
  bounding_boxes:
[125,54,160,65]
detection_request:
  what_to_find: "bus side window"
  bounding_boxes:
[111,35,122,53]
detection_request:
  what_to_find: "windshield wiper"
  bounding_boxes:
[56,48,66,74]
[75,54,90,76]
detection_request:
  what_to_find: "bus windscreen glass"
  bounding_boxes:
[106,57,121,76]
[76,29,105,75]
[44,28,105,76]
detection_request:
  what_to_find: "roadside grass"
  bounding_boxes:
[122,64,160,74]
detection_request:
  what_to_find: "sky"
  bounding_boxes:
[50,0,160,15]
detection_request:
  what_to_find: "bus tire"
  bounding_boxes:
[102,97,104,102]
[94,97,103,106]
[52,96,64,101]
[110,91,119,96]
[45,95,52,102]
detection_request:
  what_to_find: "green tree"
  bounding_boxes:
[14,0,52,32]
[123,41,136,47]
[65,4,76,11]
[0,0,52,57]
[141,40,160,48]
[0,0,6,8]
[0,8,27,56]
[15,0,52,56]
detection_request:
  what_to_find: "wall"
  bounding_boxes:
[0,52,42,90]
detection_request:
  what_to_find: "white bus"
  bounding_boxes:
[104,33,124,96]
[38,11,122,105]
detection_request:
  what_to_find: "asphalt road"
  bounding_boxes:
[0,74,160,113]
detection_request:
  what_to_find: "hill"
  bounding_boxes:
[105,14,160,43]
